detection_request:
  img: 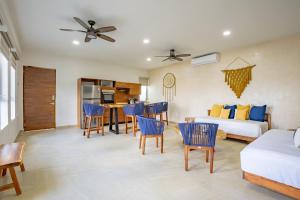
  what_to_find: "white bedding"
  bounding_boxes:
[240,129,300,189]
[194,116,268,138]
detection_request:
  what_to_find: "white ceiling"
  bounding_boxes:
[7,0,300,69]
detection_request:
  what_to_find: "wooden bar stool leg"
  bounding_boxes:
[139,134,142,149]
[83,116,87,136]
[161,134,164,154]
[132,116,136,137]
[96,117,100,134]
[101,116,104,135]
[166,112,169,125]
[1,168,7,176]
[20,163,25,172]
[206,150,209,163]
[87,116,92,138]
[209,148,214,174]
[184,146,189,171]
[8,167,21,195]
[125,116,128,134]
[156,137,159,148]
[142,136,146,155]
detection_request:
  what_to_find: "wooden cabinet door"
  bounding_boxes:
[23,66,56,131]
[129,83,141,95]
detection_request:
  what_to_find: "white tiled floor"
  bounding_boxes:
[0,125,290,200]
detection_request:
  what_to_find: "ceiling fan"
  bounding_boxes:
[155,49,191,62]
[60,17,117,43]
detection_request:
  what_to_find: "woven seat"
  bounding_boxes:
[179,122,218,173]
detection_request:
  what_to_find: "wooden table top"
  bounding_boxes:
[0,142,25,167]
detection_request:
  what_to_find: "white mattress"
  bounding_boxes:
[240,129,300,189]
[194,116,268,138]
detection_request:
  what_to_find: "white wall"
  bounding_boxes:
[149,35,300,129]
[22,51,148,126]
[0,1,23,144]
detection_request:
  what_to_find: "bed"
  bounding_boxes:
[193,114,270,142]
[240,129,300,199]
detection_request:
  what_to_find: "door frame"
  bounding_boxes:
[23,66,56,131]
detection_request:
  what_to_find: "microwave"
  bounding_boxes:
[101,80,114,87]
[102,89,115,103]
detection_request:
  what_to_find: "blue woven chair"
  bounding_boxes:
[178,122,218,173]
[137,116,164,155]
[161,102,168,125]
[83,103,105,138]
[145,102,164,122]
[123,102,144,136]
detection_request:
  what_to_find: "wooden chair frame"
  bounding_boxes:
[83,115,104,138]
[139,134,164,155]
[184,145,215,173]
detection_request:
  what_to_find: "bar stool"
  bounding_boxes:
[145,102,164,121]
[83,103,105,138]
[123,102,144,136]
[162,102,169,125]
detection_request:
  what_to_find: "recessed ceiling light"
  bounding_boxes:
[72,40,80,45]
[143,38,150,44]
[146,57,151,62]
[223,30,231,36]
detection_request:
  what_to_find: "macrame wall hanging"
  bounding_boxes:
[163,73,176,102]
[222,57,256,98]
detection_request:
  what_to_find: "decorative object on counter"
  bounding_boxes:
[222,57,255,98]
[83,103,105,138]
[128,97,137,104]
[123,102,145,136]
[137,116,165,155]
[179,122,218,173]
[163,72,176,102]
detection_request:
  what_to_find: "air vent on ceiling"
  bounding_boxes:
[191,52,220,66]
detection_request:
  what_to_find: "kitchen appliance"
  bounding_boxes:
[102,89,115,103]
[80,84,102,128]
[101,80,114,87]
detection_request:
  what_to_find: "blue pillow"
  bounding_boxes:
[224,105,237,119]
[249,105,267,122]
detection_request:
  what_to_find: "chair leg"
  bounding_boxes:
[156,137,159,148]
[161,134,164,154]
[125,116,128,134]
[209,148,214,174]
[1,168,7,176]
[101,116,104,136]
[166,112,169,125]
[8,167,21,195]
[142,136,146,155]
[184,146,189,171]
[139,134,142,149]
[20,162,25,172]
[206,150,209,163]
[132,116,136,137]
[87,116,92,138]
[83,116,87,136]
[160,113,163,122]
[97,117,100,134]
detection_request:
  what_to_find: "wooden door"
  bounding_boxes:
[23,66,56,131]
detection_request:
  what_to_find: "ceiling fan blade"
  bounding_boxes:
[85,36,91,42]
[97,34,115,42]
[59,28,86,33]
[73,17,89,30]
[95,26,117,33]
[155,56,169,57]
[162,57,170,62]
[174,57,183,61]
[176,54,191,57]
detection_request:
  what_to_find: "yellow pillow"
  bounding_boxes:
[210,104,223,117]
[237,104,250,119]
[220,109,230,119]
[235,109,248,120]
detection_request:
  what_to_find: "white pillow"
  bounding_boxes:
[294,128,300,148]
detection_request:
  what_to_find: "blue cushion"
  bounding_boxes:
[224,105,237,119]
[249,105,267,122]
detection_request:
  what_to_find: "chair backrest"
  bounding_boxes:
[123,102,144,116]
[178,122,218,147]
[137,116,164,135]
[83,103,105,116]
[146,102,164,115]
[162,102,168,112]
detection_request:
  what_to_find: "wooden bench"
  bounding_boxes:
[0,142,25,195]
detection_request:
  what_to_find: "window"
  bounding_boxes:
[0,52,8,129]
[139,77,149,102]
[10,66,16,120]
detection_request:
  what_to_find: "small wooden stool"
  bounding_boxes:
[0,142,25,195]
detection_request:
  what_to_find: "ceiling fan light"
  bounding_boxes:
[87,32,97,39]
